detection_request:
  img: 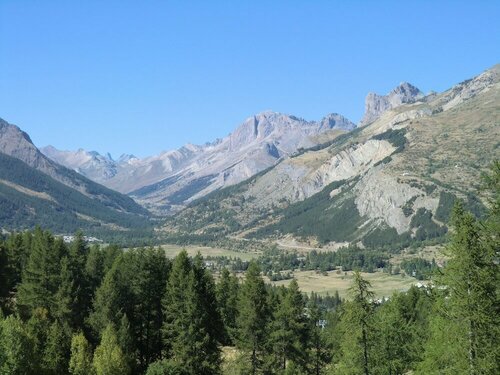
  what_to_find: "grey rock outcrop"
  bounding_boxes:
[359,82,423,126]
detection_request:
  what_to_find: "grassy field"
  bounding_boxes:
[160,244,260,261]
[271,270,424,299]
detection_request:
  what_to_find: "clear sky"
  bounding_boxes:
[1,1,499,158]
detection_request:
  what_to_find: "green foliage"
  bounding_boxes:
[0,152,151,237]
[16,228,65,319]
[336,271,375,375]
[162,251,222,374]
[43,321,71,374]
[145,359,188,375]
[237,261,270,374]
[400,258,437,280]
[216,268,239,345]
[252,180,365,244]
[268,280,309,372]
[419,201,500,374]
[92,324,130,375]
[0,315,35,374]
[362,226,412,250]
[69,332,94,375]
[372,128,408,152]
[435,191,457,222]
[410,208,448,241]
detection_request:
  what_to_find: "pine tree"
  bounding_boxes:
[336,271,375,375]
[131,247,169,370]
[117,313,136,372]
[162,250,192,357]
[88,255,134,340]
[69,332,94,375]
[43,320,71,374]
[17,228,63,318]
[93,324,130,375]
[237,261,269,374]
[54,256,76,327]
[0,242,9,311]
[85,244,105,301]
[419,201,499,374]
[26,307,51,373]
[67,232,91,328]
[307,295,329,375]
[372,292,420,375]
[0,315,35,374]
[216,267,239,346]
[270,280,308,371]
[162,251,221,374]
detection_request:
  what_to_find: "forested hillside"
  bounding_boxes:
[0,163,498,374]
[0,152,153,244]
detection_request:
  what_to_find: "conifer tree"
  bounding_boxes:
[0,242,9,311]
[69,332,94,375]
[336,271,375,375]
[419,201,499,374]
[0,315,35,374]
[43,320,71,374]
[307,295,329,375]
[237,261,269,374]
[17,228,62,318]
[162,250,192,357]
[54,256,76,327]
[88,255,134,340]
[93,324,130,375]
[26,307,51,372]
[216,267,239,345]
[131,247,169,369]
[117,313,136,372]
[67,232,91,328]
[162,251,221,374]
[270,280,308,371]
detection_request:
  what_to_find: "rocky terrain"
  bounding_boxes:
[43,111,355,213]
[166,64,499,247]
[359,82,424,126]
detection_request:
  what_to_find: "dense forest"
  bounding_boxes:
[0,163,498,374]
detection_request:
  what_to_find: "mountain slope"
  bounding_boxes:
[165,64,499,248]
[0,119,151,237]
[43,111,355,213]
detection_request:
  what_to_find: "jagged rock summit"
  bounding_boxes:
[43,110,356,212]
[359,82,424,126]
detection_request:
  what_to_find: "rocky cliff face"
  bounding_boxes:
[43,111,356,213]
[166,64,499,246]
[359,82,424,126]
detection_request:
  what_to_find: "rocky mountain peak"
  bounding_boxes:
[359,82,424,127]
[319,113,356,131]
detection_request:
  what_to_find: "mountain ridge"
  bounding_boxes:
[42,110,356,213]
[164,64,499,247]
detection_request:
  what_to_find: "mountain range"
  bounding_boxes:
[164,64,499,247]
[0,118,150,239]
[1,64,498,247]
[42,112,357,214]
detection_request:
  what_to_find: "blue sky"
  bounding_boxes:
[1,1,499,158]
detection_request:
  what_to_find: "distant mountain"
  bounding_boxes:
[166,64,499,248]
[41,146,118,182]
[0,119,150,236]
[359,82,424,126]
[43,111,355,213]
